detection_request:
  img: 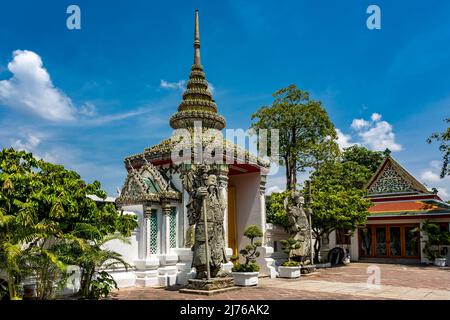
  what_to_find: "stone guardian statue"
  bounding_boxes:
[182,164,227,279]
[284,191,311,258]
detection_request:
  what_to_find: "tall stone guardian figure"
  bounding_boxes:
[284,191,311,258]
[182,164,227,279]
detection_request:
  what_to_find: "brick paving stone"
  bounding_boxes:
[108,262,450,300]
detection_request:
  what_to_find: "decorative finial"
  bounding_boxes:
[169,8,226,130]
[194,9,201,65]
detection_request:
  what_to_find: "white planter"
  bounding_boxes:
[315,262,331,268]
[278,266,301,278]
[231,272,259,287]
[434,258,447,267]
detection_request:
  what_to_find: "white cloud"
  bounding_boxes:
[336,128,357,150]
[371,113,382,121]
[420,160,450,183]
[265,174,286,195]
[340,113,402,152]
[418,161,450,201]
[12,133,41,152]
[207,82,215,94]
[83,109,150,125]
[160,79,186,90]
[10,130,59,163]
[0,50,76,121]
[420,170,442,183]
[159,79,215,94]
[348,113,402,152]
[437,187,449,200]
[266,185,283,195]
[79,102,97,117]
[351,118,370,130]
[357,120,402,151]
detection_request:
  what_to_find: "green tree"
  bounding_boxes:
[280,238,301,264]
[231,225,263,273]
[251,84,339,190]
[307,161,372,262]
[421,220,450,260]
[428,118,450,178]
[53,231,131,299]
[266,191,290,229]
[0,148,137,300]
[0,149,52,299]
[341,145,385,174]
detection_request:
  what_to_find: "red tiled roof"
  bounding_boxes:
[369,201,436,213]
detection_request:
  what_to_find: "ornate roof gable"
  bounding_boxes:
[116,161,181,206]
[366,156,429,195]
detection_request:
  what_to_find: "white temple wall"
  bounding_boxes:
[102,209,139,268]
[228,172,262,250]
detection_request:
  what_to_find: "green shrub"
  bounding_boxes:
[232,263,260,273]
[88,271,118,300]
[280,238,301,262]
[232,225,263,273]
[281,260,300,267]
[266,192,291,229]
[421,220,450,259]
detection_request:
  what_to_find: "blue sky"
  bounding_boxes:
[0,0,449,199]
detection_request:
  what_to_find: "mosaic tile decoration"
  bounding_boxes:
[369,162,414,194]
[149,209,158,254]
[169,207,177,248]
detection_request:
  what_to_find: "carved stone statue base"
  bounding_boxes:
[179,277,239,296]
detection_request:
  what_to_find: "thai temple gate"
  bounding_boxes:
[113,10,276,287]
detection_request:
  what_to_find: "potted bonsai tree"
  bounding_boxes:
[422,220,450,267]
[278,238,301,278]
[230,225,263,286]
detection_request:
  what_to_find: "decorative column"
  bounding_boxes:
[138,206,151,259]
[134,205,160,287]
[259,174,267,242]
[158,201,179,286]
[218,164,229,246]
[257,173,277,278]
[162,202,171,255]
[218,164,233,272]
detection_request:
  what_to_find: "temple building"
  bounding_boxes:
[110,10,276,288]
[325,154,450,264]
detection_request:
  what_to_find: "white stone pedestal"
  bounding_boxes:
[157,254,178,286]
[134,258,159,287]
[173,248,195,285]
[256,246,277,278]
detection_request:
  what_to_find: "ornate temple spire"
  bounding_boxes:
[169,10,226,130]
[194,9,201,66]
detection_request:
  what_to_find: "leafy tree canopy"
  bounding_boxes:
[0,148,137,299]
[251,84,339,190]
[306,158,372,262]
[428,118,450,178]
[341,145,385,174]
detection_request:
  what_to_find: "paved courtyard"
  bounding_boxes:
[109,262,450,300]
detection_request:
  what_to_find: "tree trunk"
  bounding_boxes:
[285,156,297,191]
[313,235,321,263]
[290,160,297,190]
[7,275,17,300]
[285,156,292,191]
